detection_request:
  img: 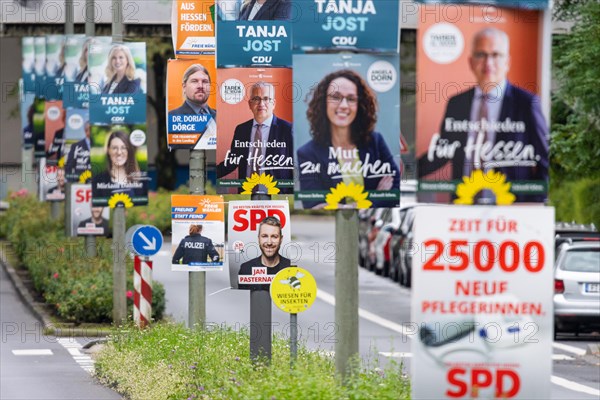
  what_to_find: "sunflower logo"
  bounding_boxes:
[324,182,372,210]
[57,156,66,168]
[240,172,280,195]
[454,170,516,205]
[108,193,134,209]
[79,170,92,184]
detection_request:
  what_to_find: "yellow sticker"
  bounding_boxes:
[270,267,317,314]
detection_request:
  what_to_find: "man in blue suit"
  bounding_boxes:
[238,0,290,20]
[168,64,216,119]
[419,27,549,203]
[217,82,293,193]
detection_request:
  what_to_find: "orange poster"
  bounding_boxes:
[171,0,216,58]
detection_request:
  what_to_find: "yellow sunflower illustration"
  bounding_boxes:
[240,172,280,195]
[108,193,134,209]
[324,182,372,210]
[79,170,92,183]
[454,170,516,205]
[57,156,66,168]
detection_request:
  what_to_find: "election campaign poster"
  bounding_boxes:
[227,200,291,290]
[171,195,225,271]
[216,67,294,195]
[166,58,217,150]
[34,36,46,99]
[70,184,110,237]
[411,205,554,400]
[217,20,292,67]
[44,101,65,164]
[63,36,96,109]
[62,109,91,183]
[90,124,149,207]
[171,0,216,57]
[292,0,399,52]
[88,41,147,125]
[20,88,35,149]
[39,158,65,202]
[22,37,35,93]
[413,0,549,10]
[416,6,549,204]
[30,96,46,158]
[293,53,401,209]
[44,35,66,101]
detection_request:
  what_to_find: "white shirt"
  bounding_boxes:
[248,2,263,20]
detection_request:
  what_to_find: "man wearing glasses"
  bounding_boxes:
[419,27,549,203]
[217,82,293,191]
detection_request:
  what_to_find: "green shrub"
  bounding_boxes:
[2,192,165,323]
[550,177,600,228]
[95,323,410,400]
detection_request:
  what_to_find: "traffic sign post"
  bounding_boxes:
[131,225,163,257]
[271,267,317,366]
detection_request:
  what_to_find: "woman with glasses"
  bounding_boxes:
[297,69,400,208]
[93,130,145,197]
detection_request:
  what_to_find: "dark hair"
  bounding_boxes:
[306,69,377,147]
[105,130,140,183]
[258,216,282,236]
[189,224,202,235]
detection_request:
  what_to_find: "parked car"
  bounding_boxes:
[554,242,600,337]
[554,222,599,259]
[373,208,402,277]
[358,208,390,270]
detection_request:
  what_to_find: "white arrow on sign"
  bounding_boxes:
[139,232,156,251]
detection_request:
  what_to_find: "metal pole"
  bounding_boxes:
[22,148,36,194]
[85,0,96,36]
[290,313,298,367]
[250,192,271,362]
[335,209,359,381]
[112,205,127,324]
[51,201,61,220]
[112,0,124,42]
[65,0,74,34]
[85,235,97,258]
[189,149,206,329]
[64,183,71,236]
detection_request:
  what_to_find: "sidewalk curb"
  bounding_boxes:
[587,343,600,356]
[0,242,109,337]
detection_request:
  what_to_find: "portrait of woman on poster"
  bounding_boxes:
[75,38,91,83]
[296,69,400,209]
[101,44,141,95]
[238,0,290,21]
[94,130,146,196]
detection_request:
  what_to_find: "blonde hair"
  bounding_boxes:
[79,38,92,71]
[105,44,136,81]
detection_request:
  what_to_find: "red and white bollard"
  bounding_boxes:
[133,256,152,328]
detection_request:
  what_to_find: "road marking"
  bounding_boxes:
[12,349,53,356]
[379,352,413,358]
[553,342,587,356]
[551,375,600,396]
[317,289,416,338]
[57,338,94,375]
[552,354,575,361]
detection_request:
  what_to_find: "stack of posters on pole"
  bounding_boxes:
[33,37,47,157]
[293,53,401,209]
[39,158,65,202]
[44,101,65,165]
[411,205,554,399]
[70,184,110,237]
[63,36,97,109]
[216,68,294,195]
[44,35,66,101]
[415,5,549,204]
[171,195,225,271]
[166,58,217,150]
[227,200,291,290]
[62,109,91,183]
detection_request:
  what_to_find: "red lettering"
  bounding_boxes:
[471,368,493,396]
[496,369,520,398]
[446,368,467,397]
[423,239,444,270]
[232,208,288,232]
[75,188,92,203]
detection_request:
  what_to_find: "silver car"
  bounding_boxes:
[554,242,600,336]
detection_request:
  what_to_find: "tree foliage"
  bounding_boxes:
[551,1,600,179]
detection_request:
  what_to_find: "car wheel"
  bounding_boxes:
[383,261,390,278]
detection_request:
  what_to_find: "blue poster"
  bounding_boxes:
[63,36,102,109]
[34,37,46,99]
[20,90,35,149]
[293,53,401,209]
[217,21,292,67]
[22,37,35,93]
[88,42,147,125]
[413,0,549,10]
[63,109,91,183]
[292,0,399,52]
[44,35,66,101]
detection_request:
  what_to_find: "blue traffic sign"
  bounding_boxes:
[131,225,163,257]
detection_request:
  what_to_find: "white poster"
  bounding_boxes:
[70,184,110,237]
[411,205,554,399]
[227,200,291,290]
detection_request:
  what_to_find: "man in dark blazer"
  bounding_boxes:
[65,121,91,182]
[168,64,217,119]
[238,0,290,20]
[419,27,549,202]
[217,82,293,192]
